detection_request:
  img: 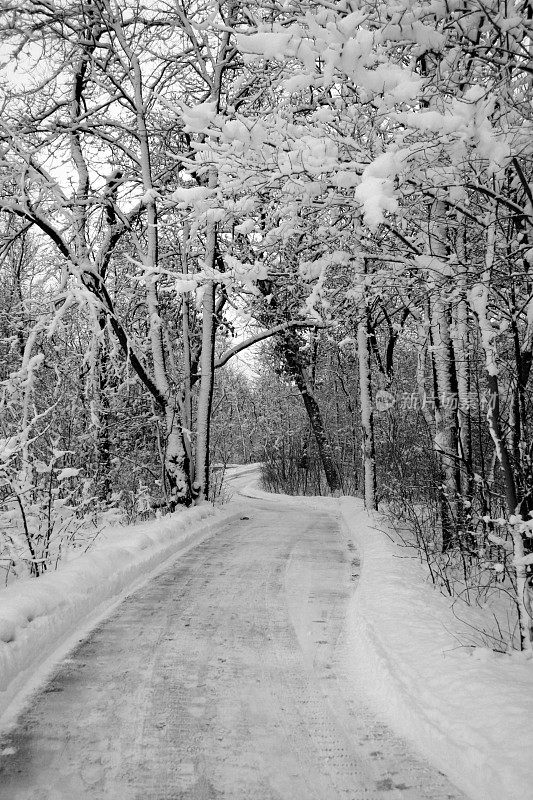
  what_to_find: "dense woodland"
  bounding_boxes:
[0,0,532,650]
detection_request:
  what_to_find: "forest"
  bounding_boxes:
[0,0,532,653]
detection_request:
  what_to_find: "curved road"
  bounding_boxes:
[0,490,465,800]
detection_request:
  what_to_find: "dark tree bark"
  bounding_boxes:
[280,330,342,495]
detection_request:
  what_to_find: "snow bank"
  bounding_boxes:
[0,503,240,727]
[338,497,533,800]
[229,465,533,799]
[226,464,326,509]
[4,461,532,800]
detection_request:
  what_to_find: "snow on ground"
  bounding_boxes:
[2,464,532,800]
[337,498,533,800]
[0,501,243,727]
[235,469,533,800]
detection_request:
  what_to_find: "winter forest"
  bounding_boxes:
[1,0,533,668]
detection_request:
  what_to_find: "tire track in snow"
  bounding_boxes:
[0,500,466,800]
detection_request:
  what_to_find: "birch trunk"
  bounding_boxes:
[469,216,531,651]
[416,323,436,429]
[429,297,460,548]
[427,202,460,549]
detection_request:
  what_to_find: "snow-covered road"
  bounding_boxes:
[0,493,465,800]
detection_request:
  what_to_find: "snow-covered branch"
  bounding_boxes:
[213,320,330,371]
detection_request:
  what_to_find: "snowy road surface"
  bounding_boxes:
[0,494,466,800]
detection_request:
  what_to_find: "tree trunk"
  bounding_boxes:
[194,163,219,502]
[132,51,192,506]
[429,297,460,549]
[95,330,112,502]
[164,401,192,509]
[181,222,193,473]
[281,331,342,495]
[195,280,217,501]
[469,215,532,651]
[485,373,532,650]
[357,314,377,509]
[451,262,473,503]
[427,202,460,549]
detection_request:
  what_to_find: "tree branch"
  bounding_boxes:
[212,320,329,371]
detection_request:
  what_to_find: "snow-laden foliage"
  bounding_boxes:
[0,0,532,649]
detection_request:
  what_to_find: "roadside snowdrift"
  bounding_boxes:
[2,463,532,800]
[0,503,239,726]
[338,497,533,800]
[236,468,533,800]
